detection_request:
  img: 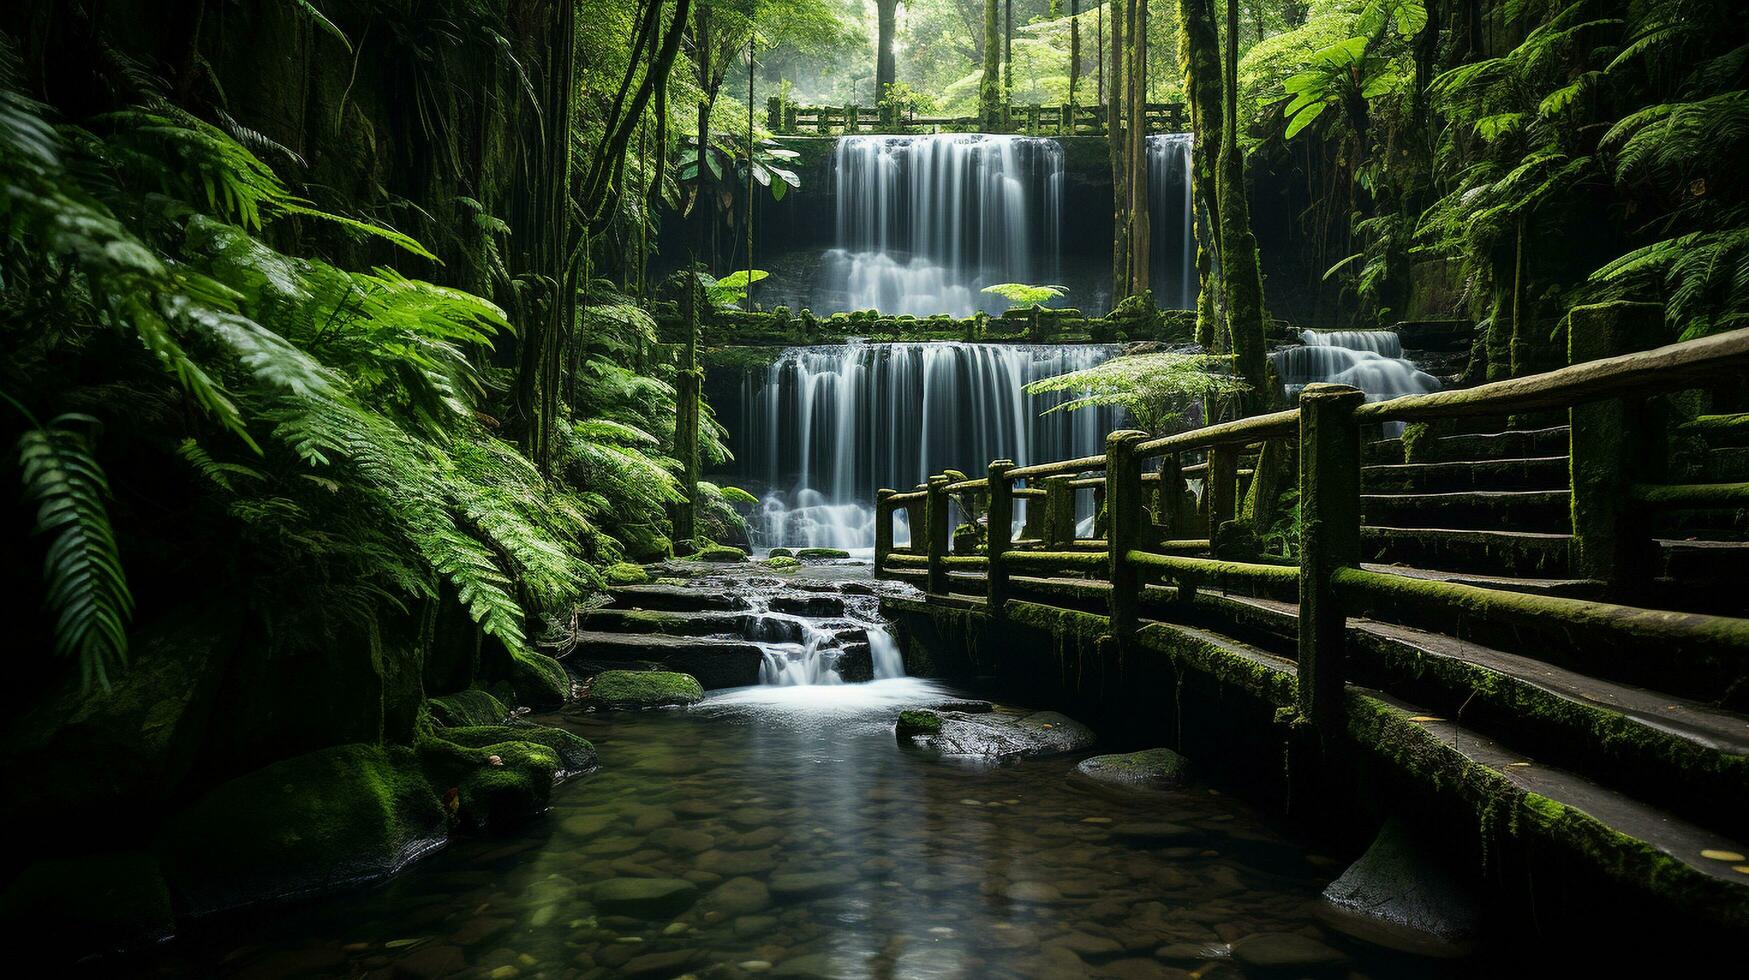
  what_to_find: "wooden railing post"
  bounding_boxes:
[1207,445,1239,549]
[1044,475,1075,547]
[1106,430,1149,636]
[1297,384,1365,732]
[987,460,1015,614]
[874,488,895,579]
[1569,301,1665,595]
[926,475,950,595]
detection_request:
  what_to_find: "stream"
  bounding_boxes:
[109,564,1490,979]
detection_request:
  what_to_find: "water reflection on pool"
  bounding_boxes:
[127,680,1466,978]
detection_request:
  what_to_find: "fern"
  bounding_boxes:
[17,415,133,692]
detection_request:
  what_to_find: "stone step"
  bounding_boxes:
[1362,437,1405,466]
[1127,615,1749,934]
[1362,490,1572,533]
[569,631,763,688]
[1360,527,1573,578]
[581,608,751,637]
[608,584,749,613]
[1187,593,1749,844]
[1698,446,1749,482]
[1362,456,1570,494]
[1418,425,1571,463]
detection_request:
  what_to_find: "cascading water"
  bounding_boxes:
[1271,330,1441,433]
[1147,133,1197,310]
[822,134,1064,317]
[726,341,1118,552]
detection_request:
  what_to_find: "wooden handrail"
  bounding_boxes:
[1009,453,1107,479]
[1136,409,1300,457]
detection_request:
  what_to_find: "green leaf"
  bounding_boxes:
[1285,101,1328,139]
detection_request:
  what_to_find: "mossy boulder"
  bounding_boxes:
[694,544,748,562]
[1068,748,1191,800]
[496,647,568,710]
[427,689,508,728]
[435,724,597,776]
[896,710,943,736]
[0,850,173,957]
[795,547,851,560]
[896,709,1095,759]
[0,608,234,850]
[764,555,801,571]
[158,743,445,915]
[581,670,705,709]
[605,562,649,586]
[453,741,561,831]
[769,547,796,558]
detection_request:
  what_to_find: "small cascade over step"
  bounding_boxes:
[822,134,1064,317]
[583,568,909,688]
[1272,330,1440,434]
[724,341,1118,552]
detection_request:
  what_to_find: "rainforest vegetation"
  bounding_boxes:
[3,0,1747,970]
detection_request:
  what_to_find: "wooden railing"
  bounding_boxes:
[876,313,1749,731]
[767,98,1188,137]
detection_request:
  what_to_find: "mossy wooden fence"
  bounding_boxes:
[768,98,1188,137]
[876,319,1749,733]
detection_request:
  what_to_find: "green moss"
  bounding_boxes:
[796,547,850,559]
[769,547,796,558]
[428,688,508,728]
[499,648,568,709]
[159,743,444,915]
[437,724,597,775]
[764,555,801,571]
[692,544,748,562]
[454,741,561,831]
[0,850,172,956]
[605,562,649,585]
[896,709,943,735]
[582,669,705,709]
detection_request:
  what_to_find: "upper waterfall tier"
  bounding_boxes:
[826,134,1064,318]
[1147,133,1197,311]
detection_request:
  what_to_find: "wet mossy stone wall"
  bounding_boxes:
[675,302,1194,353]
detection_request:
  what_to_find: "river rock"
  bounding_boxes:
[592,878,699,918]
[1317,816,1479,957]
[1068,749,1189,800]
[608,584,747,612]
[772,952,856,978]
[896,709,1095,759]
[705,876,772,915]
[769,870,857,900]
[621,948,701,977]
[580,670,704,709]
[1228,933,1347,972]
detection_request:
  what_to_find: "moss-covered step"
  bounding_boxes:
[1360,526,1572,578]
[1361,456,1571,494]
[579,670,706,709]
[158,743,446,916]
[571,631,763,688]
[1414,425,1572,463]
[1361,489,1573,533]
[580,607,752,636]
[607,584,750,613]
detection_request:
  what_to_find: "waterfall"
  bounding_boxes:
[733,341,1118,552]
[1147,134,1196,310]
[822,135,1064,318]
[1271,330,1441,433]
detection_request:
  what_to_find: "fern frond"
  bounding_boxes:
[18,415,132,691]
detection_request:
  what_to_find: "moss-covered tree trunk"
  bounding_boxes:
[876,0,900,122]
[1108,0,1128,300]
[980,0,1002,128]
[1123,0,1150,297]
[1217,0,1268,413]
[1177,0,1224,349]
[1069,0,1081,115]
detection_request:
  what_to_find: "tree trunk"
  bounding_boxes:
[1069,0,1080,114]
[1176,0,1223,349]
[1124,0,1149,297]
[876,0,899,121]
[1217,0,1268,413]
[1004,0,1014,110]
[980,0,1001,128]
[1108,0,1127,300]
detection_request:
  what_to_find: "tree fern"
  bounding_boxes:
[17,415,132,692]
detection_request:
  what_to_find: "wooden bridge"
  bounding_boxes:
[874,306,1749,932]
[766,97,1188,137]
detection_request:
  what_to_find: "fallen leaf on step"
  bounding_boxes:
[1700,849,1746,862]
[1407,715,1444,723]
